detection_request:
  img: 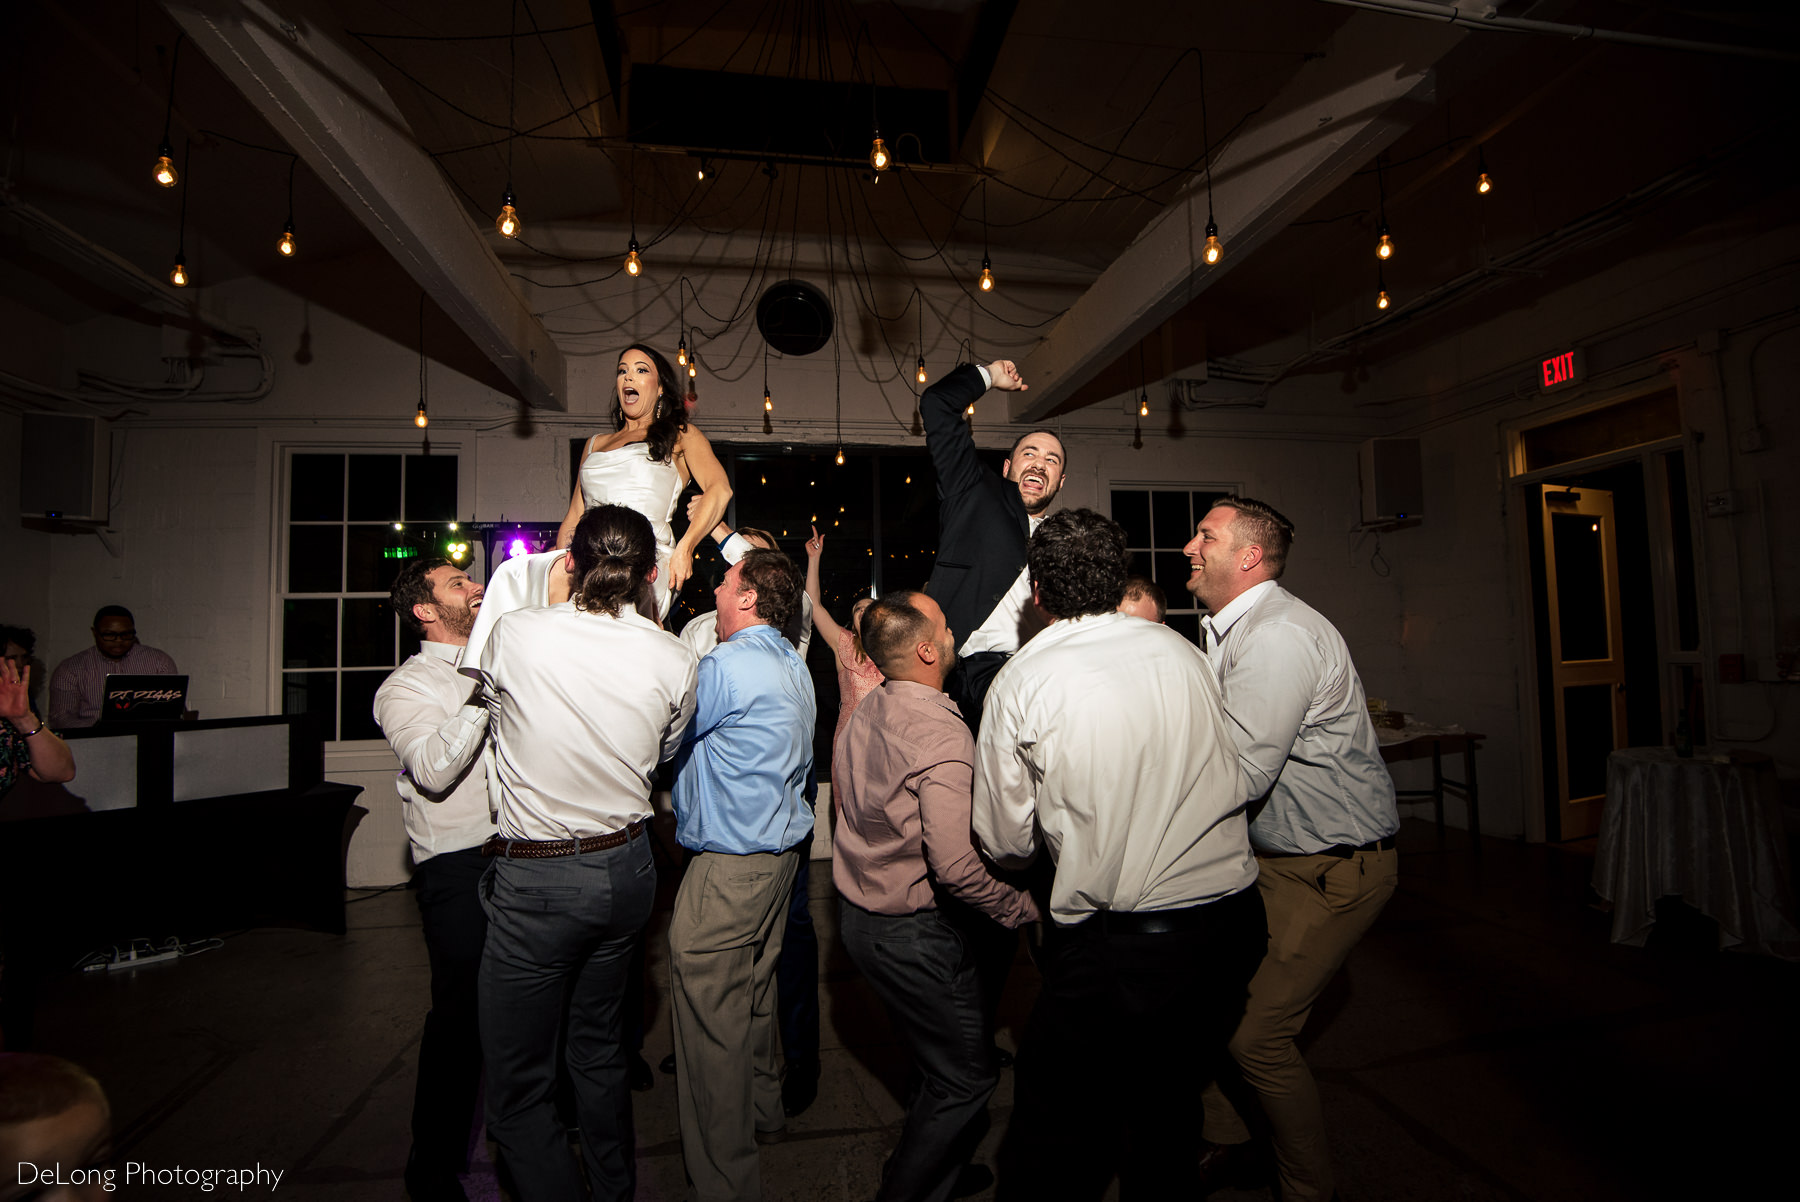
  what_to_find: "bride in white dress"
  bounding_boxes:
[463,344,731,666]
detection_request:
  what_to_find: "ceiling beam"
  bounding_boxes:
[588,0,625,122]
[161,0,567,410]
[1009,13,1464,423]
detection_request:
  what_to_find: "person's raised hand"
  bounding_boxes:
[806,525,825,559]
[986,360,1028,392]
[0,659,30,722]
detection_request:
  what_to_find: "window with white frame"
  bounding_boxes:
[1109,484,1236,646]
[282,451,461,741]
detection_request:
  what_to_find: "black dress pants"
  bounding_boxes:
[996,886,1268,1202]
[409,846,490,1181]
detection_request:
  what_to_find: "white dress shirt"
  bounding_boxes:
[957,513,1047,657]
[680,530,815,659]
[972,610,1258,924]
[476,602,698,842]
[371,641,496,863]
[1204,581,1400,855]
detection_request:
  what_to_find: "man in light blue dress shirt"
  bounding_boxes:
[1185,496,1400,1202]
[669,548,817,1202]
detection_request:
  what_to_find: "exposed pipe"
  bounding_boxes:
[1316,0,1800,63]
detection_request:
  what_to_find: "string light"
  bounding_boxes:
[1377,288,1390,310]
[1375,156,1394,260]
[495,191,520,238]
[762,342,772,413]
[764,388,773,411]
[278,224,296,257]
[1376,226,1394,260]
[979,257,995,292]
[168,136,190,288]
[415,400,429,428]
[416,291,430,426]
[1376,263,1390,311]
[169,259,188,288]
[1139,394,1150,417]
[152,34,183,189]
[915,294,928,384]
[1477,146,1494,195]
[870,132,889,173]
[277,155,297,257]
[978,179,995,291]
[836,447,846,466]
[1198,50,1222,265]
[917,357,928,384]
[625,238,643,277]
[677,337,688,367]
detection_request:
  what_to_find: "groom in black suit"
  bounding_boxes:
[921,359,1066,734]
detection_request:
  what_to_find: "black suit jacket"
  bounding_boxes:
[923,364,1030,648]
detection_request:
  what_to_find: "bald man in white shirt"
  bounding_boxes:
[973,509,1266,1201]
[1185,495,1400,1202]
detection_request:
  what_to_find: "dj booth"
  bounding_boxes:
[0,716,363,969]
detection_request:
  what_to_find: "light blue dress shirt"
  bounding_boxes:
[672,622,818,854]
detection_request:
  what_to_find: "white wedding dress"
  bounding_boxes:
[462,441,684,671]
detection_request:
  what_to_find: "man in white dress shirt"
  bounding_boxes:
[1185,496,1400,1202]
[972,508,1266,1201]
[372,558,494,1202]
[474,504,699,1202]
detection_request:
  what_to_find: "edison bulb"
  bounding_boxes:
[154,151,178,188]
[625,239,642,277]
[1203,220,1223,265]
[916,358,928,385]
[415,402,429,428]
[1477,172,1493,195]
[1376,228,1394,260]
[1139,396,1150,417]
[835,448,845,466]
[277,225,297,257]
[870,136,889,173]
[764,391,773,412]
[978,257,994,292]
[495,192,521,238]
[169,260,188,287]
[1377,289,1390,311]
[677,340,688,367]
[687,361,696,378]
[965,403,975,417]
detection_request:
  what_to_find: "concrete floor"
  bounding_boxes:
[22,816,1799,1201]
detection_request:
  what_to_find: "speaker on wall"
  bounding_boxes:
[21,413,110,522]
[1359,437,1423,523]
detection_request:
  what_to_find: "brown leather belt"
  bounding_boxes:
[482,819,648,860]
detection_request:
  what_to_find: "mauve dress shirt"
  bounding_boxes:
[48,642,177,729]
[833,679,1038,928]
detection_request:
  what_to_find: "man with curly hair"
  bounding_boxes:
[973,508,1265,1200]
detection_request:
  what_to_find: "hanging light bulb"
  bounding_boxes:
[153,143,178,188]
[978,257,994,292]
[1377,288,1390,311]
[1376,224,1394,260]
[835,447,846,466]
[696,160,707,182]
[277,222,297,257]
[1477,171,1493,195]
[169,258,188,288]
[965,402,976,417]
[1476,147,1494,195]
[495,191,521,238]
[625,238,643,277]
[870,133,889,173]
[1139,392,1150,418]
[415,399,429,428]
[687,360,696,379]
[916,356,928,385]
[677,336,688,367]
[1203,220,1223,265]
[764,389,773,412]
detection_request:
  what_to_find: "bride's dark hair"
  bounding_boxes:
[612,344,688,465]
[568,504,658,617]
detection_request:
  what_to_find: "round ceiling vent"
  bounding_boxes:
[755,279,833,356]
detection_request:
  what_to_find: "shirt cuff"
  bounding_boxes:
[976,364,992,390]
[719,532,753,564]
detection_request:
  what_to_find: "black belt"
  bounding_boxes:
[1260,835,1396,860]
[1068,887,1260,935]
[482,819,647,859]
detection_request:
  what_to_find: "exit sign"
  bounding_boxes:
[1540,348,1584,392]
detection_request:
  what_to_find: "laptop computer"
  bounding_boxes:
[100,674,189,723]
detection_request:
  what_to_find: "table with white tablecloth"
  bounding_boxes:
[1593,746,1799,960]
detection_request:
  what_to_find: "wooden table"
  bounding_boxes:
[1380,728,1485,852]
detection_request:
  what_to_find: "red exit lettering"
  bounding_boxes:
[1541,351,1576,389]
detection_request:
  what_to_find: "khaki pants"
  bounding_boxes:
[1201,847,1399,1202]
[669,848,801,1202]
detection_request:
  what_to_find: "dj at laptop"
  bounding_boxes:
[49,605,179,729]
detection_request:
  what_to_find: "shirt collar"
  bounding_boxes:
[419,639,464,667]
[883,677,963,716]
[724,621,783,646]
[1205,579,1278,642]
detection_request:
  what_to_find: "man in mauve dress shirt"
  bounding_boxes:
[371,558,494,1202]
[834,590,1038,1202]
[668,548,816,1202]
[972,509,1266,1201]
[47,606,177,729]
[1186,496,1400,1202]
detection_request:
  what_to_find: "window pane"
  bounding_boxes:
[1562,683,1616,799]
[1152,550,1192,593]
[405,454,458,522]
[1166,612,1201,646]
[290,454,343,521]
[283,600,338,669]
[340,671,390,741]
[400,625,422,662]
[1521,389,1679,473]
[282,671,336,739]
[1112,489,1151,547]
[342,598,396,667]
[349,524,407,594]
[1152,490,1192,548]
[348,454,402,521]
[1552,512,1610,662]
[288,526,343,593]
